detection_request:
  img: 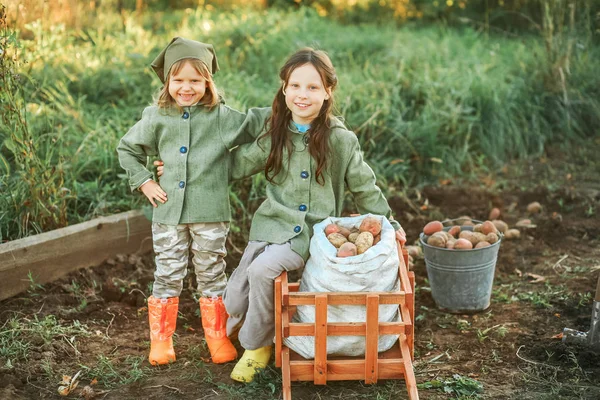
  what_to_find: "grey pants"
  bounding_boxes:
[223,241,304,350]
[152,222,229,299]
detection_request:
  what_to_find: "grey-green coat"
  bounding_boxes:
[231,107,400,260]
[116,104,250,224]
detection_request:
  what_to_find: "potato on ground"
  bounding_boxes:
[527,201,542,214]
[327,233,348,248]
[489,207,501,220]
[337,242,357,257]
[359,217,382,236]
[492,220,508,233]
[325,224,341,236]
[355,232,374,254]
[504,229,521,239]
[423,221,443,235]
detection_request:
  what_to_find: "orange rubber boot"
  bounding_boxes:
[148,296,178,365]
[200,296,237,364]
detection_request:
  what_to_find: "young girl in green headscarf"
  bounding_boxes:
[117,37,255,366]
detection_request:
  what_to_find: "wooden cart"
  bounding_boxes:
[274,245,418,399]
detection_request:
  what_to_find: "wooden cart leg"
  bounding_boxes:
[282,346,292,400]
[408,271,415,361]
[399,334,419,400]
[275,274,284,368]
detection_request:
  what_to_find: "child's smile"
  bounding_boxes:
[284,64,330,125]
[168,61,207,107]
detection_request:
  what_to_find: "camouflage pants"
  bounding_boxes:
[223,241,304,350]
[152,222,229,299]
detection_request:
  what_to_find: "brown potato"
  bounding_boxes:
[423,221,444,235]
[337,242,357,257]
[327,233,348,248]
[481,221,497,235]
[446,239,457,249]
[489,207,501,220]
[348,232,360,243]
[454,238,473,250]
[527,201,542,214]
[473,223,483,233]
[406,245,422,258]
[448,225,461,238]
[456,215,473,225]
[373,233,381,245]
[462,220,475,226]
[338,226,352,238]
[427,233,447,248]
[472,232,488,245]
[504,229,521,239]
[475,241,491,248]
[359,217,382,236]
[355,232,374,254]
[492,220,509,233]
[325,224,341,236]
[515,219,532,227]
[486,232,499,244]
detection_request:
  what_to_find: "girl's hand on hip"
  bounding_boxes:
[153,160,164,179]
[140,180,167,208]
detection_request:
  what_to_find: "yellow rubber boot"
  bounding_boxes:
[199,296,237,364]
[230,345,272,383]
[148,296,178,365]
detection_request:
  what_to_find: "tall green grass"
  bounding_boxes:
[1,6,599,241]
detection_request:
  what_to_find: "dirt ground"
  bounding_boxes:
[1,142,599,400]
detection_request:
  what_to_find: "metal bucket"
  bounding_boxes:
[420,222,502,313]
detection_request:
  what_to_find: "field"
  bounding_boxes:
[1,141,599,399]
[1,3,600,399]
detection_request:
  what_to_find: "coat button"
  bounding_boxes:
[294,225,301,233]
[179,181,185,188]
[182,112,190,119]
[299,204,307,212]
[300,171,309,179]
[180,146,187,154]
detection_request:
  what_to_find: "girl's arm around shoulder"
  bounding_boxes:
[219,106,272,150]
[116,106,159,192]
[229,128,271,181]
[340,128,401,231]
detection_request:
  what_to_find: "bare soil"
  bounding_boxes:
[1,143,599,400]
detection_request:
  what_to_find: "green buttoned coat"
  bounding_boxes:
[230,107,401,260]
[116,104,252,224]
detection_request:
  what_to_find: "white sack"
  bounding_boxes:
[283,214,400,358]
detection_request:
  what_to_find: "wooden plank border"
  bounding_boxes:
[0,210,152,301]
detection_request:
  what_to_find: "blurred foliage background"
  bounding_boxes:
[1,0,599,241]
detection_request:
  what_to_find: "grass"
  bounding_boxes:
[0,314,91,365]
[1,5,599,244]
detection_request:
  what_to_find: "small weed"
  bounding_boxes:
[205,363,281,399]
[419,373,483,398]
[80,355,149,388]
[477,324,509,343]
[27,271,45,295]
